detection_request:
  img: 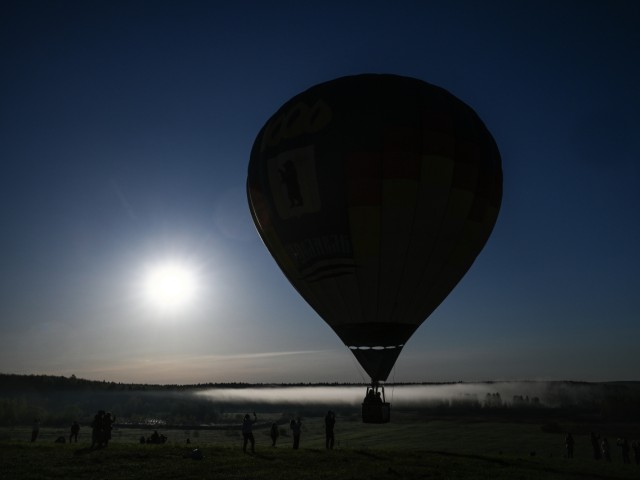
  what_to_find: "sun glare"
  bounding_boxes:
[143,261,198,312]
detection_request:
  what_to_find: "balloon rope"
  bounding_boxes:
[348,348,368,384]
[391,365,396,403]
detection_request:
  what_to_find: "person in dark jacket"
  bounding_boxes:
[270,422,279,447]
[617,437,630,464]
[31,419,40,442]
[590,432,601,460]
[290,418,302,449]
[325,411,335,449]
[69,421,80,443]
[602,437,611,462]
[565,433,574,458]
[242,412,257,453]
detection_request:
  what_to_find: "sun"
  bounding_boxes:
[143,261,198,312]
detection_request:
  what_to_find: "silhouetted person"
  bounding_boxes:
[602,437,611,462]
[31,419,39,442]
[565,433,574,459]
[103,412,115,447]
[375,392,383,404]
[69,421,80,443]
[364,389,375,403]
[632,440,640,465]
[325,410,335,449]
[278,160,303,207]
[590,432,601,460]
[242,412,257,453]
[290,418,302,449]
[617,437,630,464]
[270,422,279,447]
[90,411,102,449]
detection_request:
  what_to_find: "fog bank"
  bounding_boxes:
[195,382,593,408]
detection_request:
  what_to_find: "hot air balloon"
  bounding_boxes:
[247,74,502,422]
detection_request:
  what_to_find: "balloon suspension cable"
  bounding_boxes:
[348,347,368,385]
[391,364,397,403]
[370,379,383,398]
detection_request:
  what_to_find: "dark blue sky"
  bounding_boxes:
[1,1,638,383]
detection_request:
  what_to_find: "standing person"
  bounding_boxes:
[270,422,279,447]
[241,412,257,453]
[290,418,302,449]
[69,421,80,443]
[565,433,574,459]
[617,437,630,464]
[364,389,375,403]
[602,437,611,462]
[325,410,335,449]
[30,419,40,442]
[90,411,102,449]
[632,440,640,465]
[590,432,601,460]
[103,412,115,447]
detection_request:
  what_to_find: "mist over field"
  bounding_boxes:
[2,374,639,428]
[193,382,600,408]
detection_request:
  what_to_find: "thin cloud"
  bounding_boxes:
[68,350,330,383]
[111,180,138,221]
[198,350,326,360]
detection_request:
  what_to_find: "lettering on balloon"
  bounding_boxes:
[285,234,352,268]
[261,99,332,152]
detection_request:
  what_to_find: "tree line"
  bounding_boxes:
[1,374,639,427]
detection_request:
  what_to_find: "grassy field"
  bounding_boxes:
[2,413,639,479]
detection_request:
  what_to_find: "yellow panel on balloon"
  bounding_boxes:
[382,179,418,208]
[444,188,475,221]
[421,155,454,187]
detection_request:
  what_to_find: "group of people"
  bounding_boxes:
[140,430,168,444]
[241,410,337,453]
[90,410,116,449]
[593,433,640,464]
[565,432,640,464]
[29,408,341,452]
[364,388,384,404]
[30,418,80,444]
[34,411,113,447]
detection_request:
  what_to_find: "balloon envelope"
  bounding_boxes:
[247,74,502,382]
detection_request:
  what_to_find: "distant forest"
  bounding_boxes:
[1,374,639,427]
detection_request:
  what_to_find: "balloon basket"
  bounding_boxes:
[362,402,391,423]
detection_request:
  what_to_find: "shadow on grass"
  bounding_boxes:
[427,450,627,480]
[244,451,276,461]
[74,447,102,455]
[427,450,511,466]
[354,449,387,460]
